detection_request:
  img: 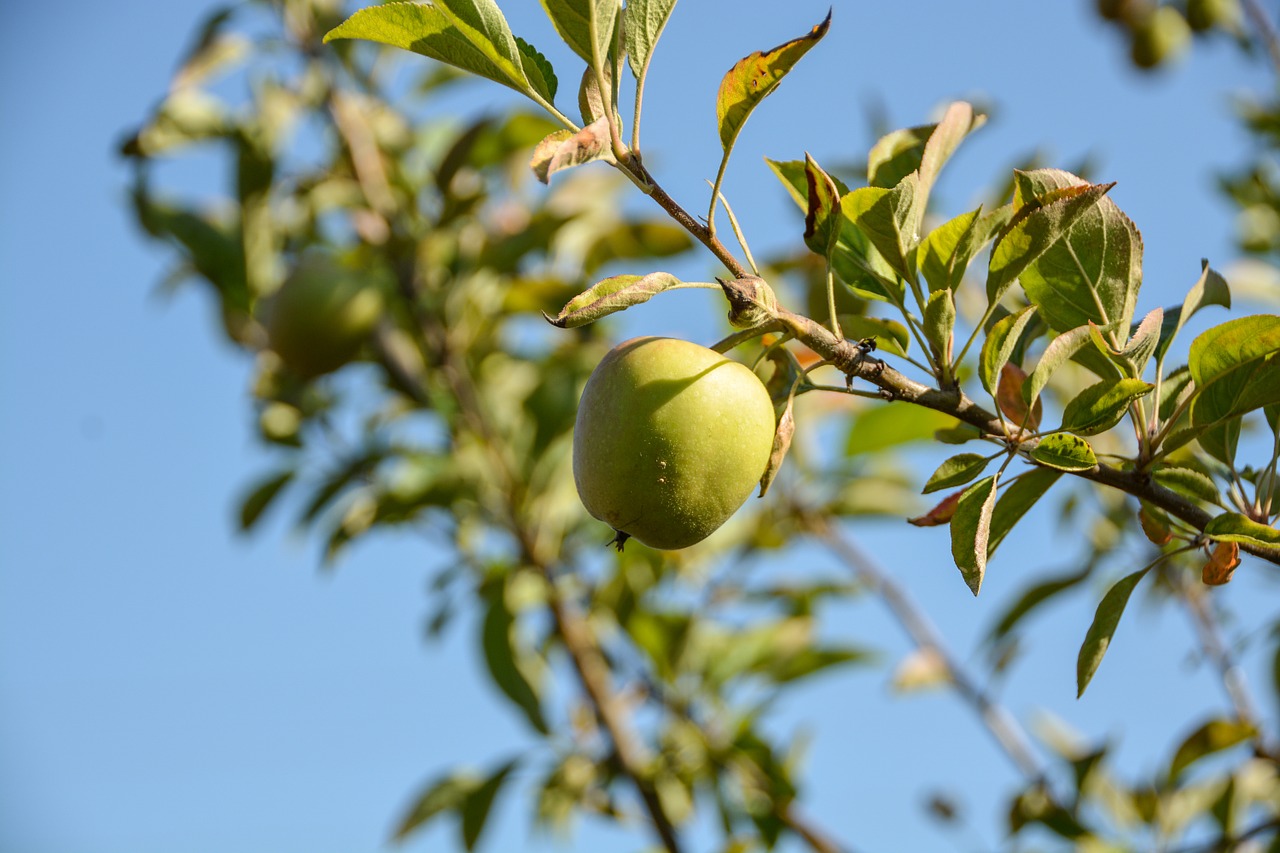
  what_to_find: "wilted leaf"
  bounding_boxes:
[545,271,686,327]
[1077,567,1150,697]
[1139,505,1174,546]
[998,363,1041,432]
[716,12,830,153]
[531,116,615,183]
[1202,542,1241,586]
[908,490,963,527]
[758,396,795,497]
[1030,433,1097,472]
[803,153,842,257]
[1059,378,1152,436]
[1169,719,1255,781]
[950,474,998,595]
[923,453,992,494]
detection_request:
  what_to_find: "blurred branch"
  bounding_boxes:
[1242,0,1280,73]
[804,514,1050,787]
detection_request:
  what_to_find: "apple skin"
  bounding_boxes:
[572,337,777,550]
[1130,6,1192,68]
[265,253,385,378]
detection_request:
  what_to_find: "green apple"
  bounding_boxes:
[1186,0,1241,31]
[572,337,777,550]
[1130,6,1192,68]
[265,252,385,378]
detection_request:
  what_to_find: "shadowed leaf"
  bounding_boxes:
[239,469,294,531]
[999,363,1041,432]
[461,759,520,851]
[923,453,992,494]
[540,0,618,65]
[987,467,1062,557]
[923,288,955,365]
[1154,260,1231,368]
[759,395,795,497]
[950,474,998,595]
[1023,324,1094,409]
[1077,567,1151,697]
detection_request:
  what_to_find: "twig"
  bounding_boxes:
[1241,0,1280,74]
[1167,816,1280,853]
[805,515,1049,785]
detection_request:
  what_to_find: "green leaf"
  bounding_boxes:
[545,271,687,327]
[918,100,985,211]
[923,453,992,494]
[950,475,998,596]
[1158,365,1195,424]
[866,123,932,190]
[1169,719,1256,782]
[988,467,1062,557]
[919,207,981,294]
[238,469,294,531]
[986,179,1115,311]
[530,117,615,183]
[758,394,794,498]
[581,219,692,276]
[325,3,541,102]
[515,37,558,102]
[1015,169,1143,336]
[461,759,520,851]
[433,0,548,94]
[846,404,958,456]
[803,153,842,257]
[539,0,617,65]
[1023,324,1094,409]
[716,11,830,153]
[623,0,677,80]
[393,772,476,842]
[1031,433,1097,472]
[1059,379,1152,436]
[1189,316,1280,427]
[1112,307,1164,378]
[1204,513,1280,546]
[923,288,955,365]
[841,172,922,282]
[1077,567,1150,697]
[980,305,1038,396]
[1152,466,1221,505]
[1154,260,1231,368]
[481,579,548,734]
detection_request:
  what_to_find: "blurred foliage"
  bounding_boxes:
[122,1,1280,851]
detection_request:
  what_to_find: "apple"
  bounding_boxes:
[1130,6,1192,68]
[265,252,385,378]
[1186,0,1240,31]
[572,337,777,550]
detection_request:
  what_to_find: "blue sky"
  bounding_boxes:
[2,2,1278,852]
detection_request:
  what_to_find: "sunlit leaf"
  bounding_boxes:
[716,12,830,152]
[1168,719,1255,781]
[919,207,981,294]
[1059,378,1152,436]
[1189,315,1280,427]
[545,270,687,327]
[923,288,955,365]
[623,0,678,80]
[1030,433,1097,472]
[980,304,1038,396]
[531,116,615,183]
[1203,513,1280,547]
[540,0,618,65]
[1152,466,1221,505]
[923,453,992,494]
[841,172,922,282]
[950,474,998,595]
[1023,324,1094,409]
[1077,567,1150,697]
[1154,260,1231,368]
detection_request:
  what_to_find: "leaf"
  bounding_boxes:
[623,0,678,80]
[841,172,922,282]
[1031,433,1097,472]
[539,0,618,65]
[803,153,842,257]
[481,579,548,733]
[531,116,615,183]
[1169,719,1255,781]
[987,468,1062,557]
[980,305,1038,396]
[1077,567,1150,697]
[950,475,998,596]
[1015,169,1143,335]
[919,207,981,294]
[923,453,992,494]
[1023,324,1094,410]
[1202,542,1241,586]
[866,123,932,189]
[998,363,1041,432]
[716,11,830,153]
[1203,513,1280,547]
[1059,378,1152,436]
[923,288,955,365]
[988,565,1089,642]
[758,395,795,497]
[891,648,951,693]
[918,101,985,211]
[847,404,958,456]
[1139,505,1174,546]
[461,759,520,851]
[1112,307,1164,378]
[1154,260,1232,368]
[393,772,477,842]
[908,489,963,527]
[1189,316,1280,427]
[325,3,540,101]
[1152,466,1221,505]
[432,0,549,96]
[238,469,294,531]
[987,180,1115,311]
[515,36,558,102]
[545,271,685,327]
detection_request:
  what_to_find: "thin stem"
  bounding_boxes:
[826,264,843,340]
[1242,0,1280,73]
[706,153,731,238]
[806,515,1051,785]
[707,182,760,275]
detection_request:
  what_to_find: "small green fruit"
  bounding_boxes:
[266,253,385,378]
[1186,0,1241,31]
[573,337,776,550]
[1130,6,1192,69]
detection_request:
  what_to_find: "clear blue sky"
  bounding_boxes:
[2,2,1277,852]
